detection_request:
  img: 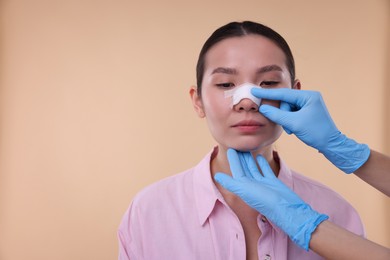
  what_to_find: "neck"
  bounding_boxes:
[210,145,280,179]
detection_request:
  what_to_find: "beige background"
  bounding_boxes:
[0,0,389,259]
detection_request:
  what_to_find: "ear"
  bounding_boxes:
[189,86,205,118]
[292,79,301,90]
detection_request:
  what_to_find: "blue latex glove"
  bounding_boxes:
[214,149,329,251]
[251,88,370,173]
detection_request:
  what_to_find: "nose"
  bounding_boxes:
[233,98,259,112]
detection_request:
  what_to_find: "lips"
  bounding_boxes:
[231,120,265,133]
[232,120,265,127]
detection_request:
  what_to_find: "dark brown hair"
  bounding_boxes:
[196,21,295,95]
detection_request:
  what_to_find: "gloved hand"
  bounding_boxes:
[214,149,329,251]
[251,88,370,173]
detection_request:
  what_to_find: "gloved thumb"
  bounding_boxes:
[279,101,293,134]
[279,101,292,112]
[259,104,293,134]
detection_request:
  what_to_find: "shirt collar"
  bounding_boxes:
[193,147,221,226]
[192,148,295,229]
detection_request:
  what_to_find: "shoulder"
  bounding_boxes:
[290,170,348,205]
[131,149,215,210]
[119,166,197,232]
[290,170,345,201]
[290,169,365,235]
[132,167,195,209]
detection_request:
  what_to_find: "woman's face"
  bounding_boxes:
[191,34,300,153]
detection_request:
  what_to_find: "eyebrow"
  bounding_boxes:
[211,65,283,75]
[256,65,283,74]
[211,67,238,75]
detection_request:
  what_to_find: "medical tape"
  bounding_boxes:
[224,83,262,108]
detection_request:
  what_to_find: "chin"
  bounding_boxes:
[229,141,271,153]
[228,135,280,153]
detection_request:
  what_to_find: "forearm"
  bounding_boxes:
[354,150,390,196]
[310,220,390,260]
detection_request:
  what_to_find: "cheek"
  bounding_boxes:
[202,90,231,116]
[264,123,283,147]
[274,124,283,137]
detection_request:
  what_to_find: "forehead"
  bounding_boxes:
[204,35,287,72]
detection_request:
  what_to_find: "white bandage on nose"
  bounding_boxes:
[224,83,262,108]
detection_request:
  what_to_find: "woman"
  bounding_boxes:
[118,21,364,260]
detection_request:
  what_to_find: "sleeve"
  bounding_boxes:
[118,228,131,260]
[304,185,366,238]
[290,171,366,238]
[117,202,143,260]
[328,200,366,238]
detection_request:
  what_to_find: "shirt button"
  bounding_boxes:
[264,254,271,260]
[261,216,267,223]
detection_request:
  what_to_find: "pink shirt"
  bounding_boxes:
[118,148,365,259]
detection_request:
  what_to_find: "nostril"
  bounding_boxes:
[234,99,259,112]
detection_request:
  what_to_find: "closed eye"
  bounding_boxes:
[260,81,279,88]
[216,83,235,88]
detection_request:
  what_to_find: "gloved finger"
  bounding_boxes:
[279,101,293,134]
[256,155,276,179]
[240,152,263,181]
[227,148,245,179]
[279,101,292,112]
[252,88,317,109]
[259,105,294,132]
[282,126,293,135]
[238,151,251,177]
[214,173,242,193]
